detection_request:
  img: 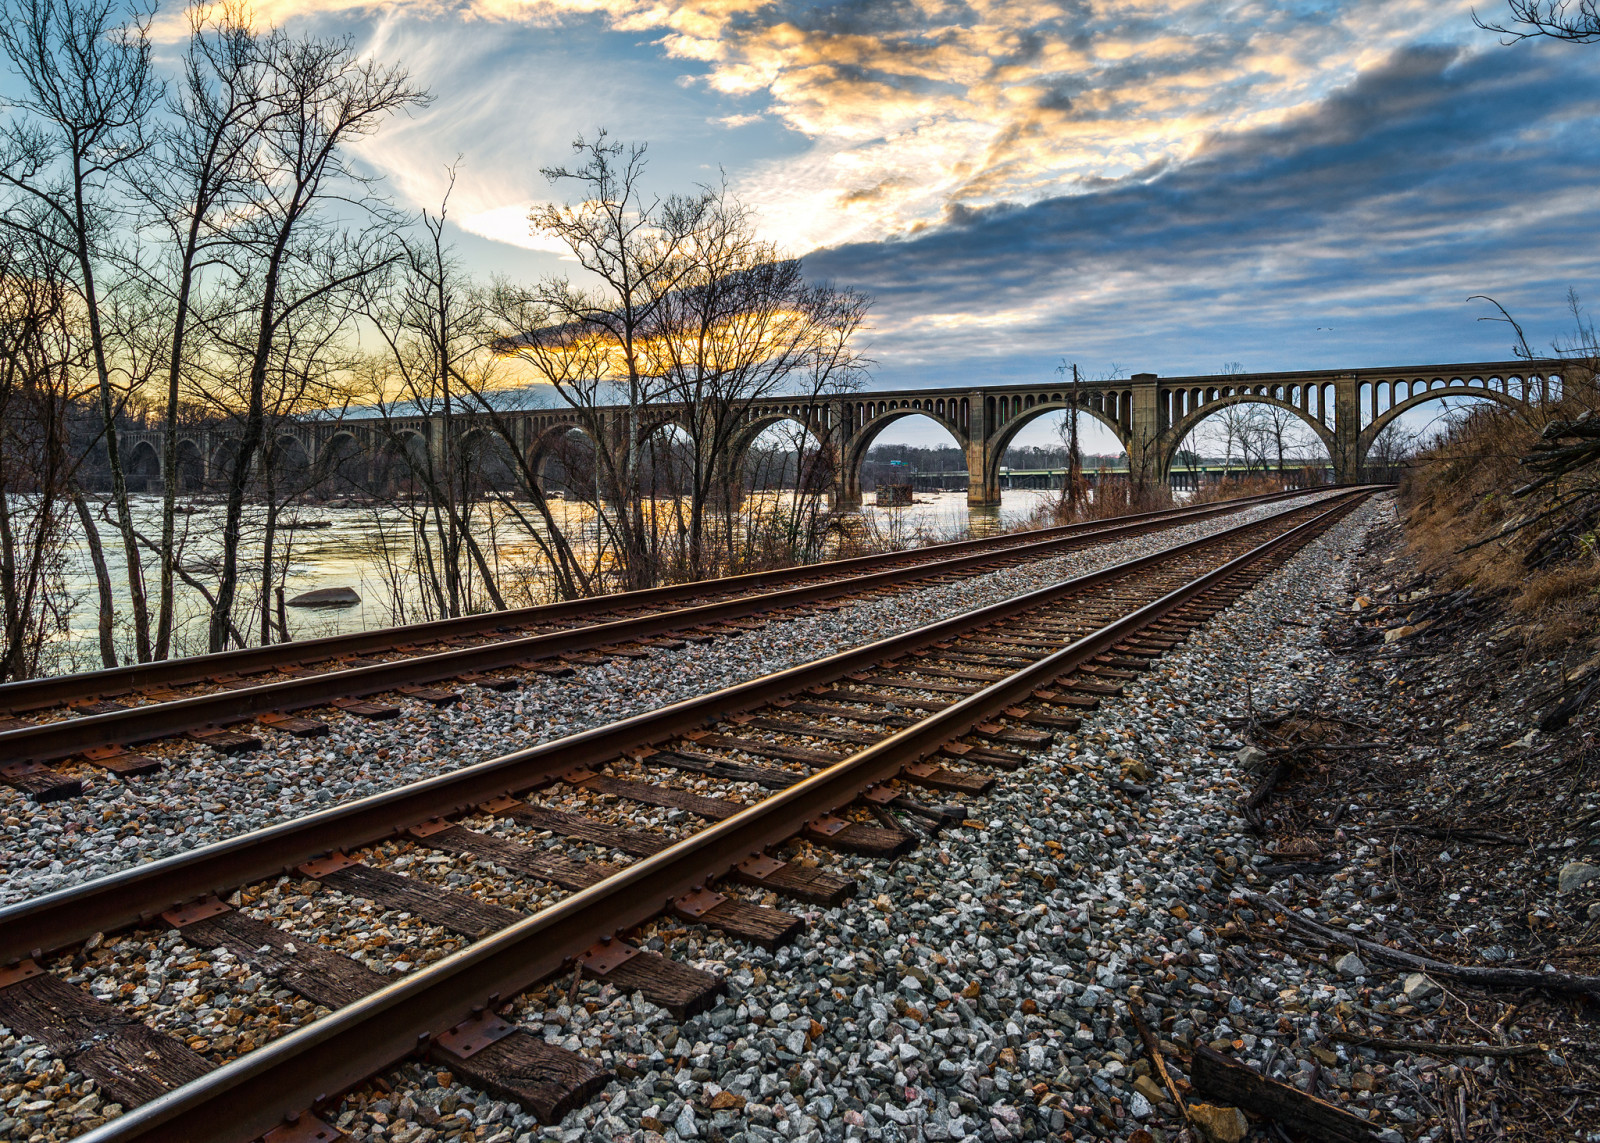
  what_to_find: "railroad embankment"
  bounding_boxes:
[1222,401,1600,1143]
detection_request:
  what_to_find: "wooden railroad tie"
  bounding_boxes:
[329,697,401,720]
[256,712,330,738]
[187,727,263,754]
[0,761,82,802]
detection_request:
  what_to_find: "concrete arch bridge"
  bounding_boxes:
[114,359,1570,507]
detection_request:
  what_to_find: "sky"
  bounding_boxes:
[141,0,1600,449]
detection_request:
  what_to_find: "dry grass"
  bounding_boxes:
[1399,383,1600,649]
[1014,477,1174,528]
[1188,472,1314,505]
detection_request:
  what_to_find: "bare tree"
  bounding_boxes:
[652,186,870,578]
[203,30,424,651]
[367,178,511,616]
[0,0,160,661]
[1055,360,1086,512]
[132,2,272,658]
[1475,0,1600,41]
[0,223,89,679]
[511,133,709,590]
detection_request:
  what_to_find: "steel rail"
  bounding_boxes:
[69,490,1372,1143]
[0,488,1349,765]
[0,489,1368,966]
[0,486,1332,715]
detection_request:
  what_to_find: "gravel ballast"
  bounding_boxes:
[295,492,1404,1143]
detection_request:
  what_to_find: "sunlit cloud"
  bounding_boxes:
[181,0,1486,253]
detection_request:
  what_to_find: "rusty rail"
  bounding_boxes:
[0,490,1367,965]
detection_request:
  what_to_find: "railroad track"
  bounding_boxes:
[0,488,1336,799]
[0,488,1373,1143]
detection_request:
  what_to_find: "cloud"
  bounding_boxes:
[804,41,1600,382]
[204,0,1489,252]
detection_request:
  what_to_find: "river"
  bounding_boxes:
[43,489,1057,671]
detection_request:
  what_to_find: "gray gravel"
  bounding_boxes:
[0,491,1345,907]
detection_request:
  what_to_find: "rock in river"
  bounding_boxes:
[286,586,361,608]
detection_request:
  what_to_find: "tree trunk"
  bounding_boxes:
[258,457,279,645]
[77,229,152,662]
[73,493,118,668]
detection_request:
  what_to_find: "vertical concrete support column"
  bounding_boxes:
[1333,375,1362,482]
[1126,373,1163,489]
[966,390,1001,506]
[427,414,448,478]
[828,412,861,510]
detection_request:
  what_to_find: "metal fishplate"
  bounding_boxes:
[673,887,727,917]
[806,814,849,836]
[297,852,358,878]
[161,897,231,928]
[435,1011,516,1060]
[0,960,43,990]
[578,940,641,976]
[735,854,785,880]
[262,1113,344,1143]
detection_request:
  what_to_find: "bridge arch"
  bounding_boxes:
[841,406,969,508]
[455,425,519,493]
[1163,391,1336,475]
[269,434,312,490]
[175,438,204,491]
[125,439,162,491]
[975,396,1130,505]
[312,430,369,489]
[526,422,607,501]
[1357,376,1531,462]
[729,413,836,508]
[372,429,431,496]
[210,437,244,485]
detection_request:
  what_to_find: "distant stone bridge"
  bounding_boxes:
[116,359,1570,507]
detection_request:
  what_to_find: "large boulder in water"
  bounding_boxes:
[286,586,360,608]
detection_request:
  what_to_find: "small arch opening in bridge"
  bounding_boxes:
[126,440,162,493]
[635,421,698,504]
[175,439,203,492]
[267,435,313,496]
[529,425,604,503]
[373,431,431,499]
[314,432,368,494]
[457,428,520,496]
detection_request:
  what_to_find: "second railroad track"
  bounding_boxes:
[0,487,1337,799]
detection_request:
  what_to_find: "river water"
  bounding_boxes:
[45,489,1056,671]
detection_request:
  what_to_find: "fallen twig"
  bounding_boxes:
[1129,1005,1189,1123]
[1330,1033,1545,1059]
[1246,892,1600,1000]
